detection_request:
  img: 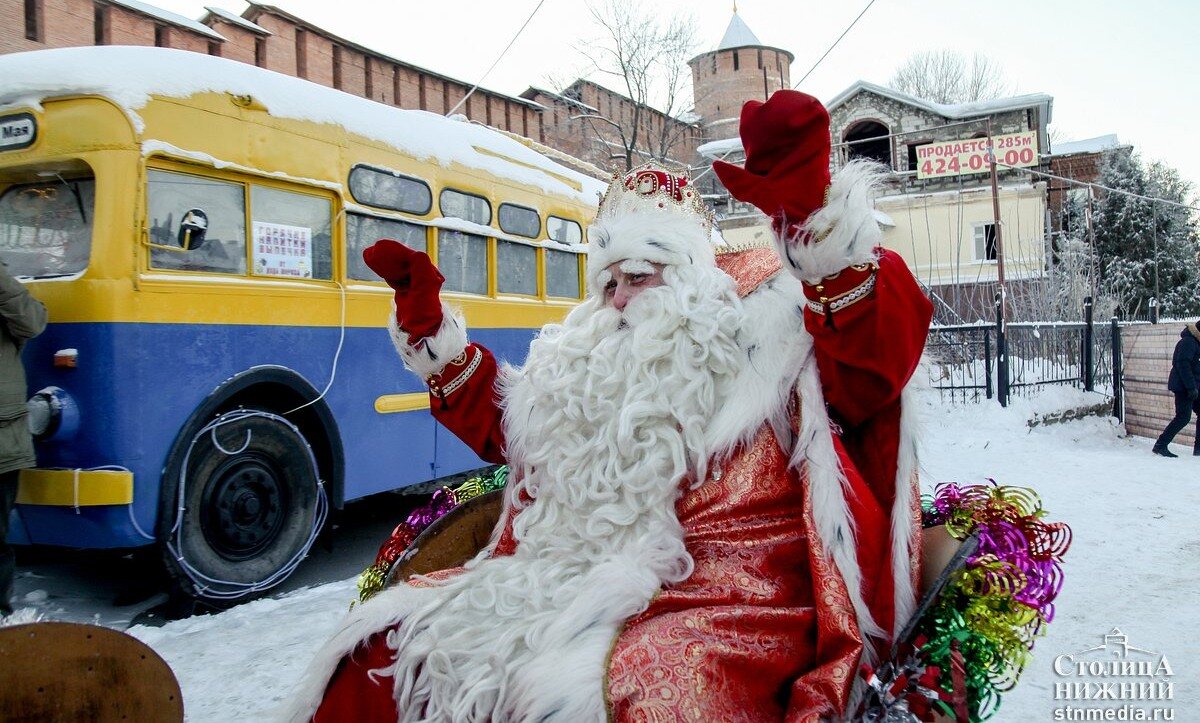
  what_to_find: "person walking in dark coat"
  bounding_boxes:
[0,261,47,616]
[1153,321,1200,458]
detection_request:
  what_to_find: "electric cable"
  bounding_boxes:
[793,0,879,89]
[447,0,548,117]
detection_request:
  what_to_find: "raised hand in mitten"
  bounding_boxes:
[363,239,445,344]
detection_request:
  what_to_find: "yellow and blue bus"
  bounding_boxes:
[0,46,602,601]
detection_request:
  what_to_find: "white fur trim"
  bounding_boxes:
[776,160,885,285]
[705,272,810,457]
[890,382,922,639]
[389,302,468,379]
[280,582,440,722]
[586,208,715,295]
[792,355,885,663]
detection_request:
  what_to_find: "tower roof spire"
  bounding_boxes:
[718,9,761,50]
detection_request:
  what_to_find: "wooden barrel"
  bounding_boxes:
[385,489,506,587]
[0,621,183,722]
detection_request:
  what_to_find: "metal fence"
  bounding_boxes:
[926,296,1119,409]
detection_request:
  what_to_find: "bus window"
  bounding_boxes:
[545,247,581,299]
[439,188,491,225]
[437,229,488,295]
[547,215,583,245]
[148,170,246,274]
[348,165,431,215]
[346,212,427,281]
[498,203,540,239]
[250,185,333,280]
[496,240,536,296]
[0,177,95,278]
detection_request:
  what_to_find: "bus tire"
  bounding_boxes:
[163,412,318,602]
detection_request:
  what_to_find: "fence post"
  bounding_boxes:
[1149,297,1159,324]
[1110,316,1123,421]
[995,291,1008,407]
[984,328,993,400]
[1083,296,1095,392]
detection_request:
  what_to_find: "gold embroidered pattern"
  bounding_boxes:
[607,425,863,722]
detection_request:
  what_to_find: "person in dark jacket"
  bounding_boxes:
[1153,321,1200,458]
[0,261,47,616]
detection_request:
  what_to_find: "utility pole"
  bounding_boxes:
[986,117,1007,321]
[987,118,1009,406]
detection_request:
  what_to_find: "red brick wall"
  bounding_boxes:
[1,0,220,54]
[205,19,257,65]
[691,46,791,142]
[1122,323,1196,449]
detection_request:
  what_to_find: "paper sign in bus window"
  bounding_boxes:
[253,221,312,278]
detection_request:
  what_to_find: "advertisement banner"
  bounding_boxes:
[915,130,1039,179]
[253,221,312,278]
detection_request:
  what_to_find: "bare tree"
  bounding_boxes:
[888,50,1011,104]
[570,0,698,171]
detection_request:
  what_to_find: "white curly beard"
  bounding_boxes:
[369,263,747,723]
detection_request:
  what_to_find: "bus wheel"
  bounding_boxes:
[163,411,322,602]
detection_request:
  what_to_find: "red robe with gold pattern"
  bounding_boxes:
[311,247,932,722]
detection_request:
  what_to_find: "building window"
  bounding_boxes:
[24,0,43,42]
[733,50,739,71]
[294,30,306,77]
[974,223,998,262]
[364,58,374,99]
[254,37,267,68]
[154,25,168,47]
[757,48,763,69]
[332,46,343,90]
[93,3,110,45]
[907,141,930,172]
[392,66,402,106]
[419,76,427,110]
[843,120,892,166]
[207,41,221,56]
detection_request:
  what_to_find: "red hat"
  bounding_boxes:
[712,90,831,233]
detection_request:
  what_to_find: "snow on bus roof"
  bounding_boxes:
[0,46,605,206]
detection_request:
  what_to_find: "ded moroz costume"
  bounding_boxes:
[287,89,933,722]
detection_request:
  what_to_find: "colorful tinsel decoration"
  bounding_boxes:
[858,480,1071,722]
[356,466,509,604]
[922,481,1071,721]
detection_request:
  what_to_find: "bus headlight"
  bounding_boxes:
[26,386,79,441]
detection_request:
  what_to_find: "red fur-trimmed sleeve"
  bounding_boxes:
[427,343,507,464]
[802,248,931,428]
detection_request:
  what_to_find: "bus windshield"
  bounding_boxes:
[0,177,95,277]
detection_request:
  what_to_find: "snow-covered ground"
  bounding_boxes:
[7,388,1199,721]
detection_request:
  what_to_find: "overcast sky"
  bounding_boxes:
[140,0,1200,199]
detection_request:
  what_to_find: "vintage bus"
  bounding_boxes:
[0,46,602,601]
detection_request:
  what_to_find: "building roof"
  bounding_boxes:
[718,13,761,50]
[203,6,270,35]
[520,86,599,114]
[689,10,795,65]
[827,80,1054,124]
[106,0,226,41]
[1049,134,1124,156]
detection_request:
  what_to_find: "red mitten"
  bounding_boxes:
[363,239,445,344]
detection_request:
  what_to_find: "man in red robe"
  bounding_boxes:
[288,90,932,722]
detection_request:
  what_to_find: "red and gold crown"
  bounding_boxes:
[587,163,717,293]
[594,163,713,233]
